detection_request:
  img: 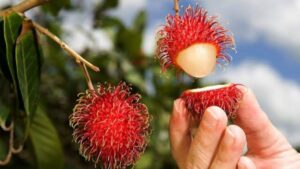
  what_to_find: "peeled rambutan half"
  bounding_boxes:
[180,84,243,123]
[69,82,150,169]
[156,6,235,78]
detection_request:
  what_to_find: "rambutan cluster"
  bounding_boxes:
[180,84,243,122]
[69,82,150,169]
[156,6,234,74]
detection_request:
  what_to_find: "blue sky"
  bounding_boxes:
[237,41,300,83]
[1,0,299,146]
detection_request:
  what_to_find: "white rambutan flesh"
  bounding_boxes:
[176,43,217,78]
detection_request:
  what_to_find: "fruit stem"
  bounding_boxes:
[173,0,179,16]
[0,0,49,17]
[77,60,95,91]
[0,122,23,166]
[32,22,100,72]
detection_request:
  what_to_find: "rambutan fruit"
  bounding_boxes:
[69,82,150,169]
[156,6,234,78]
[180,84,243,123]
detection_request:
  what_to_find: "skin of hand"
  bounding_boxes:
[169,86,300,169]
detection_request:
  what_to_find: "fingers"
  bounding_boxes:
[234,86,291,154]
[210,125,246,169]
[169,99,191,169]
[237,156,257,169]
[186,106,228,169]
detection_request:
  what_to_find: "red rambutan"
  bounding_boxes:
[69,82,150,169]
[180,84,243,123]
[156,6,235,78]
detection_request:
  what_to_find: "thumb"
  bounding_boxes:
[234,86,291,155]
[169,99,191,168]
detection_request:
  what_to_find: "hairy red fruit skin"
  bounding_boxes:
[69,82,150,169]
[156,6,234,72]
[180,84,243,122]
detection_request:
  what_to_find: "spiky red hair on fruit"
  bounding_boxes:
[180,84,243,122]
[69,82,150,169]
[156,6,234,76]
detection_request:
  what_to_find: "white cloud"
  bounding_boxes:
[0,0,10,8]
[0,0,21,9]
[60,0,148,53]
[143,28,155,55]
[143,22,162,55]
[204,61,300,146]
[62,23,113,53]
[60,0,113,53]
[108,0,146,27]
[203,0,300,55]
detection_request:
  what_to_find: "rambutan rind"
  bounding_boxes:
[69,82,150,169]
[156,6,235,73]
[180,83,243,122]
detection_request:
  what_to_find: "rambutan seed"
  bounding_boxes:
[69,82,150,169]
[180,84,243,123]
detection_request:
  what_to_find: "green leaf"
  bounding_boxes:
[100,0,119,10]
[0,17,5,76]
[116,28,142,56]
[98,16,124,29]
[135,151,153,169]
[133,10,147,33]
[15,29,41,119]
[42,0,71,16]
[4,12,23,82]
[30,108,64,169]
[121,58,145,90]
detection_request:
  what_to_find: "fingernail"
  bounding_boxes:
[236,85,249,94]
[204,106,224,126]
[173,99,181,113]
[173,99,186,116]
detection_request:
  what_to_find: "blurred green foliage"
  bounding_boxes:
[0,0,207,168]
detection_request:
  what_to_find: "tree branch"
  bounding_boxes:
[0,122,23,166]
[174,0,179,16]
[32,22,100,72]
[0,0,49,17]
[76,60,95,91]
[1,122,13,132]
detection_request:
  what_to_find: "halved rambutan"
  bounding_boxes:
[156,6,234,78]
[69,82,150,169]
[180,84,243,122]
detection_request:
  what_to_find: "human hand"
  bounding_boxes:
[169,86,300,169]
